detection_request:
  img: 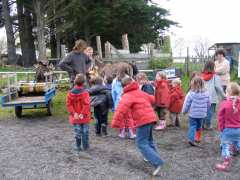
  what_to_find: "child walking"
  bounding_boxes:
[136,72,155,95]
[66,74,91,152]
[111,77,164,176]
[182,76,210,146]
[215,82,240,171]
[201,60,225,130]
[169,79,185,127]
[154,71,170,130]
[88,76,113,136]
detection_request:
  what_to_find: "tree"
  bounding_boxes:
[193,36,210,60]
[173,37,187,57]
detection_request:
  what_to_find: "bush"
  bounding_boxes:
[148,57,173,69]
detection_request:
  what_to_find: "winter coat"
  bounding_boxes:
[155,79,170,107]
[111,81,158,128]
[141,83,155,95]
[112,78,123,111]
[218,97,240,132]
[201,72,225,104]
[59,51,91,82]
[66,85,91,125]
[182,90,210,118]
[169,85,185,113]
[88,84,113,114]
[215,58,230,86]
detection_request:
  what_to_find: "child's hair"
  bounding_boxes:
[74,74,85,86]
[172,78,181,86]
[226,82,240,97]
[203,61,215,72]
[91,76,103,85]
[190,71,200,81]
[106,76,113,84]
[156,71,167,80]
[190,76,205,92]
[72,39,87,52]
[136,72,148,81]
[215,49,226,57]
[121,76,133,87]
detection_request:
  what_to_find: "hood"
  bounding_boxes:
[155,79,168,87]
[171,85,184,98]
[201,71,215,81]
[68,85,87,100]
[123,81,139,93]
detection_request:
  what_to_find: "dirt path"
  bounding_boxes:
[0,116,239,180]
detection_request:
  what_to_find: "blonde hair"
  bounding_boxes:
[73,39,87,52]
[226,82,240,97]
[156,71,167,80]
[172,78,181,86]
[74,74,85,86]
[136,72,148,81]
[190,76,205,92]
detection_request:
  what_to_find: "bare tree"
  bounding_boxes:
[193,36,210,60]
[173,37,186,57]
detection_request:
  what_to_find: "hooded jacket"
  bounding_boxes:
[218,97,240,131]
[155,79,170,107]
[66,85,91,125]
[169,85,185,113]
[111,81,158,128]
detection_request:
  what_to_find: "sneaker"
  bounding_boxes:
[154,120,166,130]
[215,158,231,171]
[72,144,81,152]
[188,141,197,147]
[118,129,126,139]
[143,158,149,162]
[153,166,161,176]
[128,129,136,139]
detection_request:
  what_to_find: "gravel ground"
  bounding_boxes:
[0,115,239,180]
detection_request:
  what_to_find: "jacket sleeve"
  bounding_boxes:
[111,95,132,128]
[81,92,91,118]
[182,92,192,113]
[59,54,74,75]
[66,93,75,114]
[214,75,226,99]
[169,92,177,108]
[217,102,225,131]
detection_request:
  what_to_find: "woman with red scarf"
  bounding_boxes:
[201,61,226,131]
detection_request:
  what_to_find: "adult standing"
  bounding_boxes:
[214,49,230,92]
[59,39,92,83]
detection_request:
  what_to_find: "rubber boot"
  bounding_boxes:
[118,128,125,138]
[195,129,202,143]
[102,124,108,136]
[155,120,166,130]
[215,157,232,171]
[128,128,136,139]
[96,123,101,136]
[73,138,81,152]
[175,117,180,127]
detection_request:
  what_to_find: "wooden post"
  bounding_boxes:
[105,41,111,59]
[185,47,190,75]
[61,45,66,58]
[150,43,154,59]
[96,36,103,58]
[122,34,129,51]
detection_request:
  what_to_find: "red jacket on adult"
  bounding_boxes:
[155,79,170,107]
[217,97,240,132]
[66,85,91,125]
[169,85,185,113]
[111,81,158,128]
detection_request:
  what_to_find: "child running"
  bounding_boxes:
[182,76,210,146]
[136,72,155,95]
[66,74,91,152]
[88,76,113,136]
[154,71,170,130]
[168,79,185,127]
[111,77,164,176]
[215,82,240,171]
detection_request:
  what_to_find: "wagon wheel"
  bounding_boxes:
[15,106,22,118]
[47,100,53,116]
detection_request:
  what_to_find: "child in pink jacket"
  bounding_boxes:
[215,82,240,171]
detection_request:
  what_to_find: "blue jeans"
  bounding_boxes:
[220,128,240,158]
[188,117,203,142]
[202,103,216,128]
[136,123,164,168]
[74,124,89,150]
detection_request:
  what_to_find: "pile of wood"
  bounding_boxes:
[18,82,52,95]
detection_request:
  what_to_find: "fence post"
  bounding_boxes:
[185,47,190,75]
[61,45,66,58]
[96,36,103,58]
[105,41,111,59]
[122,34,129,51]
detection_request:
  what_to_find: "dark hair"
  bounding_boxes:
[72,39,87,52]
[121,76,132,87]
[106,76,113,84]
[203,60,215,72]
[215,49,226,57]
[74,74,85,86]
[91,76,103,85]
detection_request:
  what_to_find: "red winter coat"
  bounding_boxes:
[155,79,170,107]
[169,85,185,113]
[66,85,91,125]
[111,81,158,128]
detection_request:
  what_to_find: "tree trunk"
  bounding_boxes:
[33,0,46,61]
[50,22,57,58]
[17,1,36,67]
[2,0,17,65]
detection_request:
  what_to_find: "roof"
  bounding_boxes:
[209,42,240,50]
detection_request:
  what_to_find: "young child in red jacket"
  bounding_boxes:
[111,77,164,176]
[66,74,91,152]
[154,71,170,130]
[169,79,185,127]
[215,82,240,171]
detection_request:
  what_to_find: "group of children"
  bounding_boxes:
[65,60,240,176]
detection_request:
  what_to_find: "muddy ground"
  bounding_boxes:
[0,114,239,180]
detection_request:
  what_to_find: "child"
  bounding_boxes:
[154,71,170,130]
[112,73,136,139]
[201,61,225,130]
[104,76,113,90]
[66,74,91,152]
[169,79,185,127]
[215,82,240,171]
[111,77,163,176]
[136,72,155,95]
[88,76,113,136]
[182,76,210,146]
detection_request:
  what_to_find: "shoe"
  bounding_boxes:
[102,124,108,136]
[154,120,166,130]
[215,158,231,171]
[143,158,149,162]
[73,138,81,152]
[188,141,197,147]
[118,129,125,139]
[175,117,180,127]
[128,128,136,139]
[195,130,202,143]
[153,165,161,176]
